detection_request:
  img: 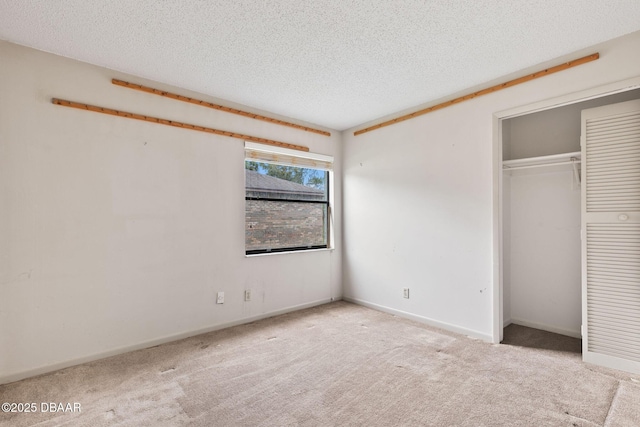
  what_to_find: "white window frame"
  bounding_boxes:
[244,142,334,255]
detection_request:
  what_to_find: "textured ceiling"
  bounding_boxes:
[1,1,640,131]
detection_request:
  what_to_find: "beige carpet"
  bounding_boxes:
[1,301,639,426]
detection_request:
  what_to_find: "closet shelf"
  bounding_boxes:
[503,151,581,171]
[503,151,581,185]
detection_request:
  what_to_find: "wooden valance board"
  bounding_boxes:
[112,79,330,137]
[51,98,309,152]
[354,53,600,136]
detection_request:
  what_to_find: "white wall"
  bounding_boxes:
[505,170,581,337]
[502,168,512,326]
[342,30,640,341]
[0,41,342,383]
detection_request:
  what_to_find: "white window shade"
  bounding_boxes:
[245,141,333,170]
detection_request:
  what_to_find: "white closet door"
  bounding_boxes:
[581,99,640,374]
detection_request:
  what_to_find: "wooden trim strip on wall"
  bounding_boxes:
[51,98,310,152]
[112,79,331,137]
[354,53,600,136]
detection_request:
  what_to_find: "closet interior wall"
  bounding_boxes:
[502,89,640,338]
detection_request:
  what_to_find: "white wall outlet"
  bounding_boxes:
[403,288,410,299]
[244,290,251,301]
[216,291,224,304]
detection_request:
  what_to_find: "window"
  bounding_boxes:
[244,142,333,255]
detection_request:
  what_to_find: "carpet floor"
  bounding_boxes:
[1,301,639,426]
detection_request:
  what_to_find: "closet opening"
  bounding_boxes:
[498,87,640,351]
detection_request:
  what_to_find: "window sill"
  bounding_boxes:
[245,247,335,258]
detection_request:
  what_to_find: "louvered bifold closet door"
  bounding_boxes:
[582,99,640,374]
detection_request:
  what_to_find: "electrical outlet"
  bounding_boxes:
[244,290,252,301]
[403,288,410,299]
[216,291,224,304]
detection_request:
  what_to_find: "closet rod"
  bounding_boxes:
[503,159,581,171]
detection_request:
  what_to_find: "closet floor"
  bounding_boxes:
[502,324,582,354]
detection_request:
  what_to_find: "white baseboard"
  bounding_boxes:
[343,296,492,342]
[503,318,512,328]
[510,317,581,339]
[0,298,334,385]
